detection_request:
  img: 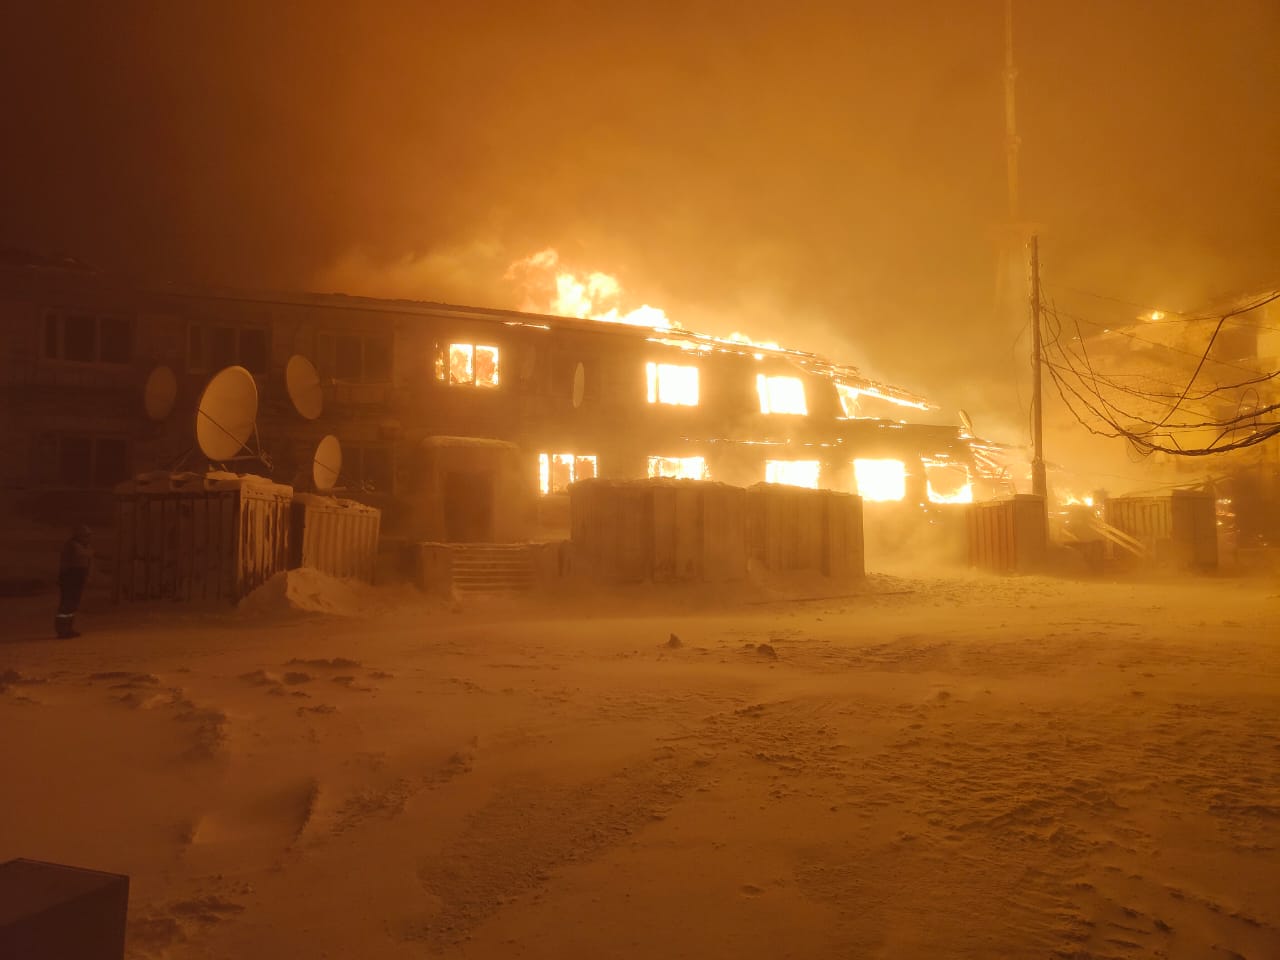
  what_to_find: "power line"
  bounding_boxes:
[1036,281,1280,458]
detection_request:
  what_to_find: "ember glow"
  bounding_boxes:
[756,375,808,416]
[854,458,907,502]
[765,459,821,489]
[646,362,700,406]
[538,453,597,494]
[648,455,708,480]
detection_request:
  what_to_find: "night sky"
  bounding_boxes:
[3,1,1277,422]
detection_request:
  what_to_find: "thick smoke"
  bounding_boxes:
[3,0,1277,475]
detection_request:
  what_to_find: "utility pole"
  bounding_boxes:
[1003,0,1020,223]
[993,0,1029,337]
[1030,234,1047,500]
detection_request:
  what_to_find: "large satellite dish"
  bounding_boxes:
[196,366,259,462]
[143,365,178,421]
[285,354,323,420]
[572,362,585,409]
[313,434,342,492]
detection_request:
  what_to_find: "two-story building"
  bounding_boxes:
[0,251,987,552]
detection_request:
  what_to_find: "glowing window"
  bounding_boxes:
[764,460,821,489]
[924,460,973,504]
[853,458,906,502]
[647,456,708,480]
[538,453,597,494]
[645,362,699,406]
[757,375,807,415]
[442,343,500,387]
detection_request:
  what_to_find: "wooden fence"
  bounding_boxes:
[1105,491,1217,570]
[114,473,292,603]
[967,495,1047,573]
[570,479,864,584]
[290,494,382,583]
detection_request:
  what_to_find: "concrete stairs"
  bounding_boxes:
[449,543,535,597]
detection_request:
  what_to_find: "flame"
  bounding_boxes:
[538,453,597,494]
[648,455,708,480]
[646,361,700,406]
[757,374,808,415]
[508,248,676,329]
[1060,492,1096,508]
[837,382,930,415]
[726,331,782,351]
[923,460,973,504]
[853,458,907,502]
[765,460,821,489]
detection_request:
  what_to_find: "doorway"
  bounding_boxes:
[443,470,494,542]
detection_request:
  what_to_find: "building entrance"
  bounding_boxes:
[443,470,494,542]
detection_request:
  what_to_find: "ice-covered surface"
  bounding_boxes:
[1,570,1277,958]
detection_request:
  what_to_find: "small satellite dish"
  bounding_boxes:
[313,434,342,492]
[285,354,323,420]
[958,409,974,437]
[572,362,585,409]
[196,365,258,462]
[143,365,178,421]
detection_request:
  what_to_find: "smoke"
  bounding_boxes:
[317,242,513,307]
[3,0,1277,474]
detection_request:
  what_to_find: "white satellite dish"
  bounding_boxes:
[285,354,323,420]
[195,365,259,462]
[143,365,178,421]
[572,362,585,409]
[313,434,342,492]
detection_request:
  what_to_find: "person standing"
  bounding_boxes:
[55,525,93,638]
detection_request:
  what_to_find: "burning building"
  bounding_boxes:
[0,252,1007,582]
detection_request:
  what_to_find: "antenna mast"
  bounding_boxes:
[1003,0,1020,222]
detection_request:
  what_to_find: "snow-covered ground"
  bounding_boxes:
[2,569,1278,959]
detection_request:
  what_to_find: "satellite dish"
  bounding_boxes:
[313,434,342,492]
[285,354,323,420]
[958,409,974,437]
[143,365,178,421]
[195,365,258,461]
[572,362,585,409]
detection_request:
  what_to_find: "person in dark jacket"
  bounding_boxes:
[55,525,93,638]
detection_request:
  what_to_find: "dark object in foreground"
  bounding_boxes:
[0,858,129,959]
[55,525,93,638]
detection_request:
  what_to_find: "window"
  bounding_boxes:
[42,311,133,365]
[438,342,500,387]
[757,375,807,415]
[538,453,597,494]
[347,445,394,493]
[188,322,269,375]
[924,459,973,504]
[853,458,906,502]
[648,456,708,480]
[314,332,393,384]
[764,460,821,489]
[645,362,699,406]
[43,435,131,489]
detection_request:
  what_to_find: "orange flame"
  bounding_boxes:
[507,248,676,329]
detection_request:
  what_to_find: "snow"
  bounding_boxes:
[1,570,1278,958]
[235,568,419,620]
